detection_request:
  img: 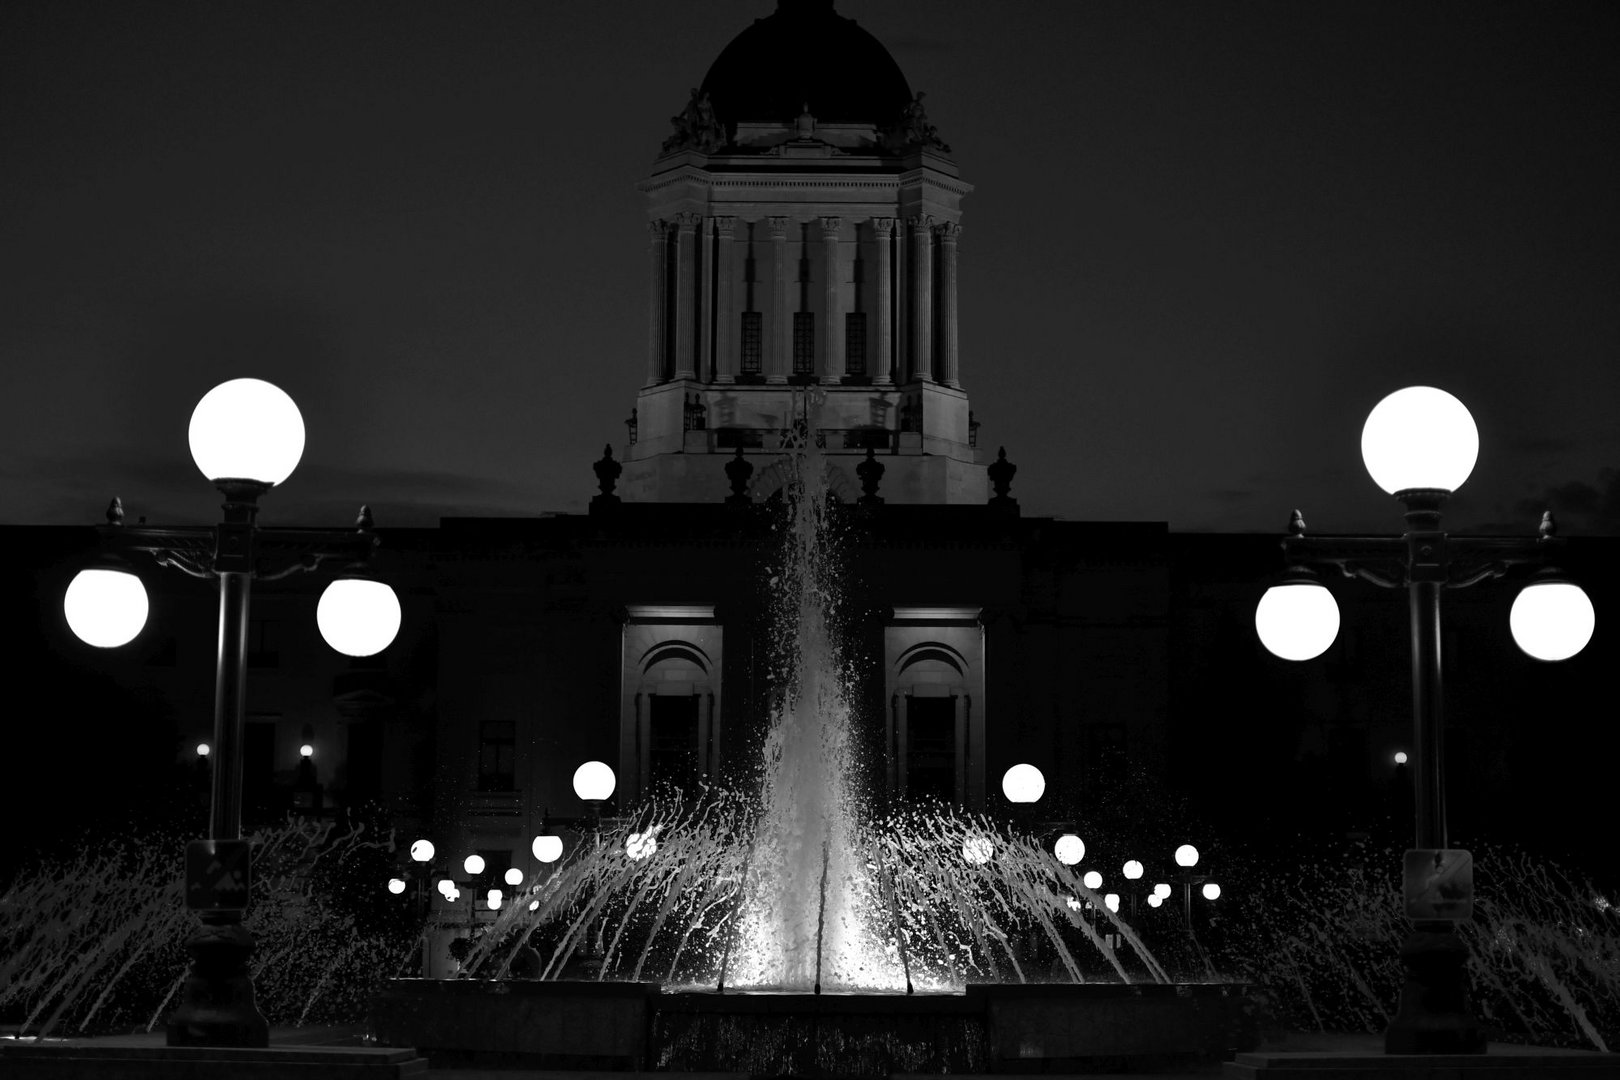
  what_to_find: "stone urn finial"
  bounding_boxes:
[592,444,622,512]
[987,446,1017,507]
[724,446,754,505]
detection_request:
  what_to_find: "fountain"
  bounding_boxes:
[369,416,1255,1073]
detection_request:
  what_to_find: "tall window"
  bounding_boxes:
[906,696,956,802]
[478,720,516,792]
[793,312,815,375]
[844,312,867,378]
[649,696,700,793]
[740,312,762,374]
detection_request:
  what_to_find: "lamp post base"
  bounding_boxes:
[164,913,270,1047]
[1383,923,1486,1054]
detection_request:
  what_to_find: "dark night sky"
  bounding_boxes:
[3,1,1617,536]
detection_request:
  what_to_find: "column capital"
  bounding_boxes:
[871,216,895,237]
[935,220,961,241]
[674,211,703,232]
[819,216,843,236]
[906,213,935,230]
[647,219,668,242]
[714,215,737,238]
[765,215,792,238]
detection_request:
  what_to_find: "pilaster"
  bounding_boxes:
[937,221,960,386]
[645,220,668,385]
[908,214,933,382]
[673,212,699,380]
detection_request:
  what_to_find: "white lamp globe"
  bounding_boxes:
[1510,581,1595,661]
[1360,386,1478,495]
[1175,844,1200,868]
[410,839,435,863]
[387,878,406,895]
[1203,882,1222,901]
[1154,882,1172,900]
[299,743,314,758]
[188,377,305,486]
[573,760,616,802]
[197,742,211,757]
[504,867,523,886]
[1255,581,1339,660]
[317,577,401,657]
[1053,834,1085,866]
[1123,859,1143,880]
[1394,751,1408,765]
[437,878,455,897]
[486,889,501,909]
[962,836,995,865]
[64,567,149,648]
[1083,870,1103,890]
[463,854,485,876]
[1001,763,1045,803]
[1148,894,1163,908]
[1104,893,1120,913]
[532,835,563,863]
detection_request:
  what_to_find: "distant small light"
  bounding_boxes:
[1203,882,1222,901]
[387,878,406,895]
[1083,870,1103,890]
[196,742,211,758]
[504,867,523,886]
[1148,894,1163,908]
[1394,751,1408,765]
[529,899,540,911]
[1154,883,1172,900]
[299,743,314,758]
[1104,893,1120,913]
[1122,860,1143,880]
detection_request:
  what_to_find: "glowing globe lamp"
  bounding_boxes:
[1148,894,1163,908]
[532,834,563,863]
[1394,751,1408,765]
[387,878,405,895]
[299,743,314,758]
[486,889,501,910]
[1053,834,1085,866]
[573,760,616,802]
[410,839,434,863]
[1203,882,1222,900]
[197,743,211,757]
[64,567,149,648]
[317,576,402,657]
[188,377,306,486]
[1154,883,1172,900]
[1083,870,1103,890]
[437,878,455,897]
[504,867,523,886]
[1510,580,1595,661]
[1001,763,1045,803]
[463,854,485,876]
[1175,844,1200,868]
[1255,579,1340,660]
[1360,386,1478,495]
[962,836,994,865]
[1104,893,1120,913]
[626,832,658,860]
[1123,859,1143,880]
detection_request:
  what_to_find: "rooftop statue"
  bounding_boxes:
[662,87,726,154]
[884,91,951,153]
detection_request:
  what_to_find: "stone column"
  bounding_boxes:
[699,217,714,382]
[714,217,736,382]
[673,212,699,380]
[872,217,894,385]
[820,216,843,383]
[908,214,933,382]
[767,216,791,383]
[645,220,667,385]
[937,221,961,386]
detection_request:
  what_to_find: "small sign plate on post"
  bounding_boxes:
[1404,848,1473,920]
[185,839,252,911]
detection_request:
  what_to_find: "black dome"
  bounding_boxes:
[699,0,913,130]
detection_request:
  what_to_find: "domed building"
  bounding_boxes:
[622,0,982,504]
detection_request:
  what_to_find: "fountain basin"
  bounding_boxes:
[367,978,1258,1074]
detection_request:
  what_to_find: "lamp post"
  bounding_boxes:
[63,378,401,1047]
[1254,385,1594,1055]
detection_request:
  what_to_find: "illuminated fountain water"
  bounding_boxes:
[460,415,1170,993]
